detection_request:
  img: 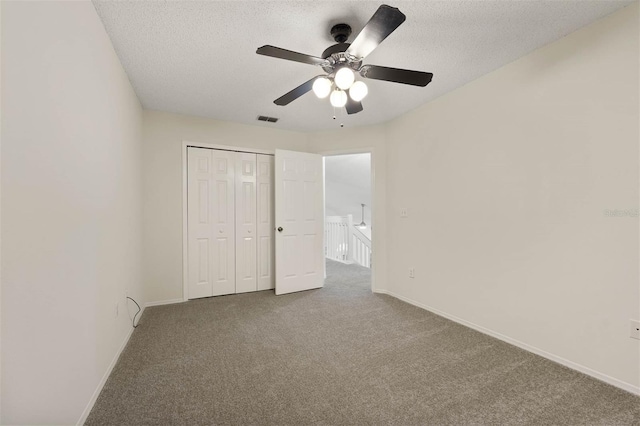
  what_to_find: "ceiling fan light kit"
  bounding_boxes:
[313,69,368,105]
[349,81,369,102]
[256,4,433,122]
[330,89,348,108]
[312,77,332,98]
[335,67,355,90]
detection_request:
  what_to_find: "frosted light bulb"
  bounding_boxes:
[349,81,368,102]
[334,67,355,90]
[329,89,347,108]
[312,77,332,98]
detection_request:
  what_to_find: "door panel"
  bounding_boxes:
[210,150,236,296]
[257,155,275,290]
[235,153,258,293]
[197,180,208,223]
[216,238,229,281]
[217,181,228,223]
[188,147,236,299]
[275,149,324,295]
[188,148,213,299]
[197,238,209,284]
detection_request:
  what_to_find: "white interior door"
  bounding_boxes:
[235,153,257,293]
[257,154,275,291]
[187,148,213,299]
[187,148,236,298]
[210,150,236,296]
[274,149,324,295]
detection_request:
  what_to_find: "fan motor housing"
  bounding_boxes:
[321,43,362,74]
[330,23,352,43]
[321,42,350,59]
[322,24,362,73]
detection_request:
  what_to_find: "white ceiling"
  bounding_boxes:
[93,0,633,132]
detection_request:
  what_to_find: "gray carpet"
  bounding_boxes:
[87,260,640,425]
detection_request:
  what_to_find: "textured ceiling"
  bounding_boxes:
[93,1,633,132]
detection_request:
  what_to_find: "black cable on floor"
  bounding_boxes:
[126,296,141,328]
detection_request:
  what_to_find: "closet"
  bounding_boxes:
[187,147,274,299]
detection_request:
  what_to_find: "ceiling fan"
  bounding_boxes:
[256,4,433,115]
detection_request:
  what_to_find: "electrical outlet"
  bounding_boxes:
[401,208,408,218]
[630,320,640,340]
[408,268,415,278]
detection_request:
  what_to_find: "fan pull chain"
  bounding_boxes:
[331,106,344,128]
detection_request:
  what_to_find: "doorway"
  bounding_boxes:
[323,152,373,291]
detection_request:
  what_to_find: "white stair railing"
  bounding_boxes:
[325,216,351,262]
[325,215,372,268]
[350,225,372,268]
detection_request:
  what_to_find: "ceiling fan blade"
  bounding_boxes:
[345,97,363,115]
[257,45,328,67]
[360,65,433,87]
[274,76,319,106]
[345,5,406,61]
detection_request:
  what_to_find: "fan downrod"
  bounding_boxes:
[330,23,352,43]
[322,23,354,62]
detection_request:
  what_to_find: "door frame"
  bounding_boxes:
[181,140,275,301]
[318,147,376,292]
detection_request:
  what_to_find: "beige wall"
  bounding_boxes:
[1,1,144,424]
[384,3,639,390]
[142,110,309,303]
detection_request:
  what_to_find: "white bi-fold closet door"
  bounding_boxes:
[187,147,274,299]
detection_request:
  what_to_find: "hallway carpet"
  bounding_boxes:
[86,260,639,425]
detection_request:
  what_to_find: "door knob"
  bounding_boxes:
[277,227,283,232]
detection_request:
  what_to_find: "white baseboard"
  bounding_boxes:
[76,320,140,425]
[145,298,184,308]
[374,289,640,396]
